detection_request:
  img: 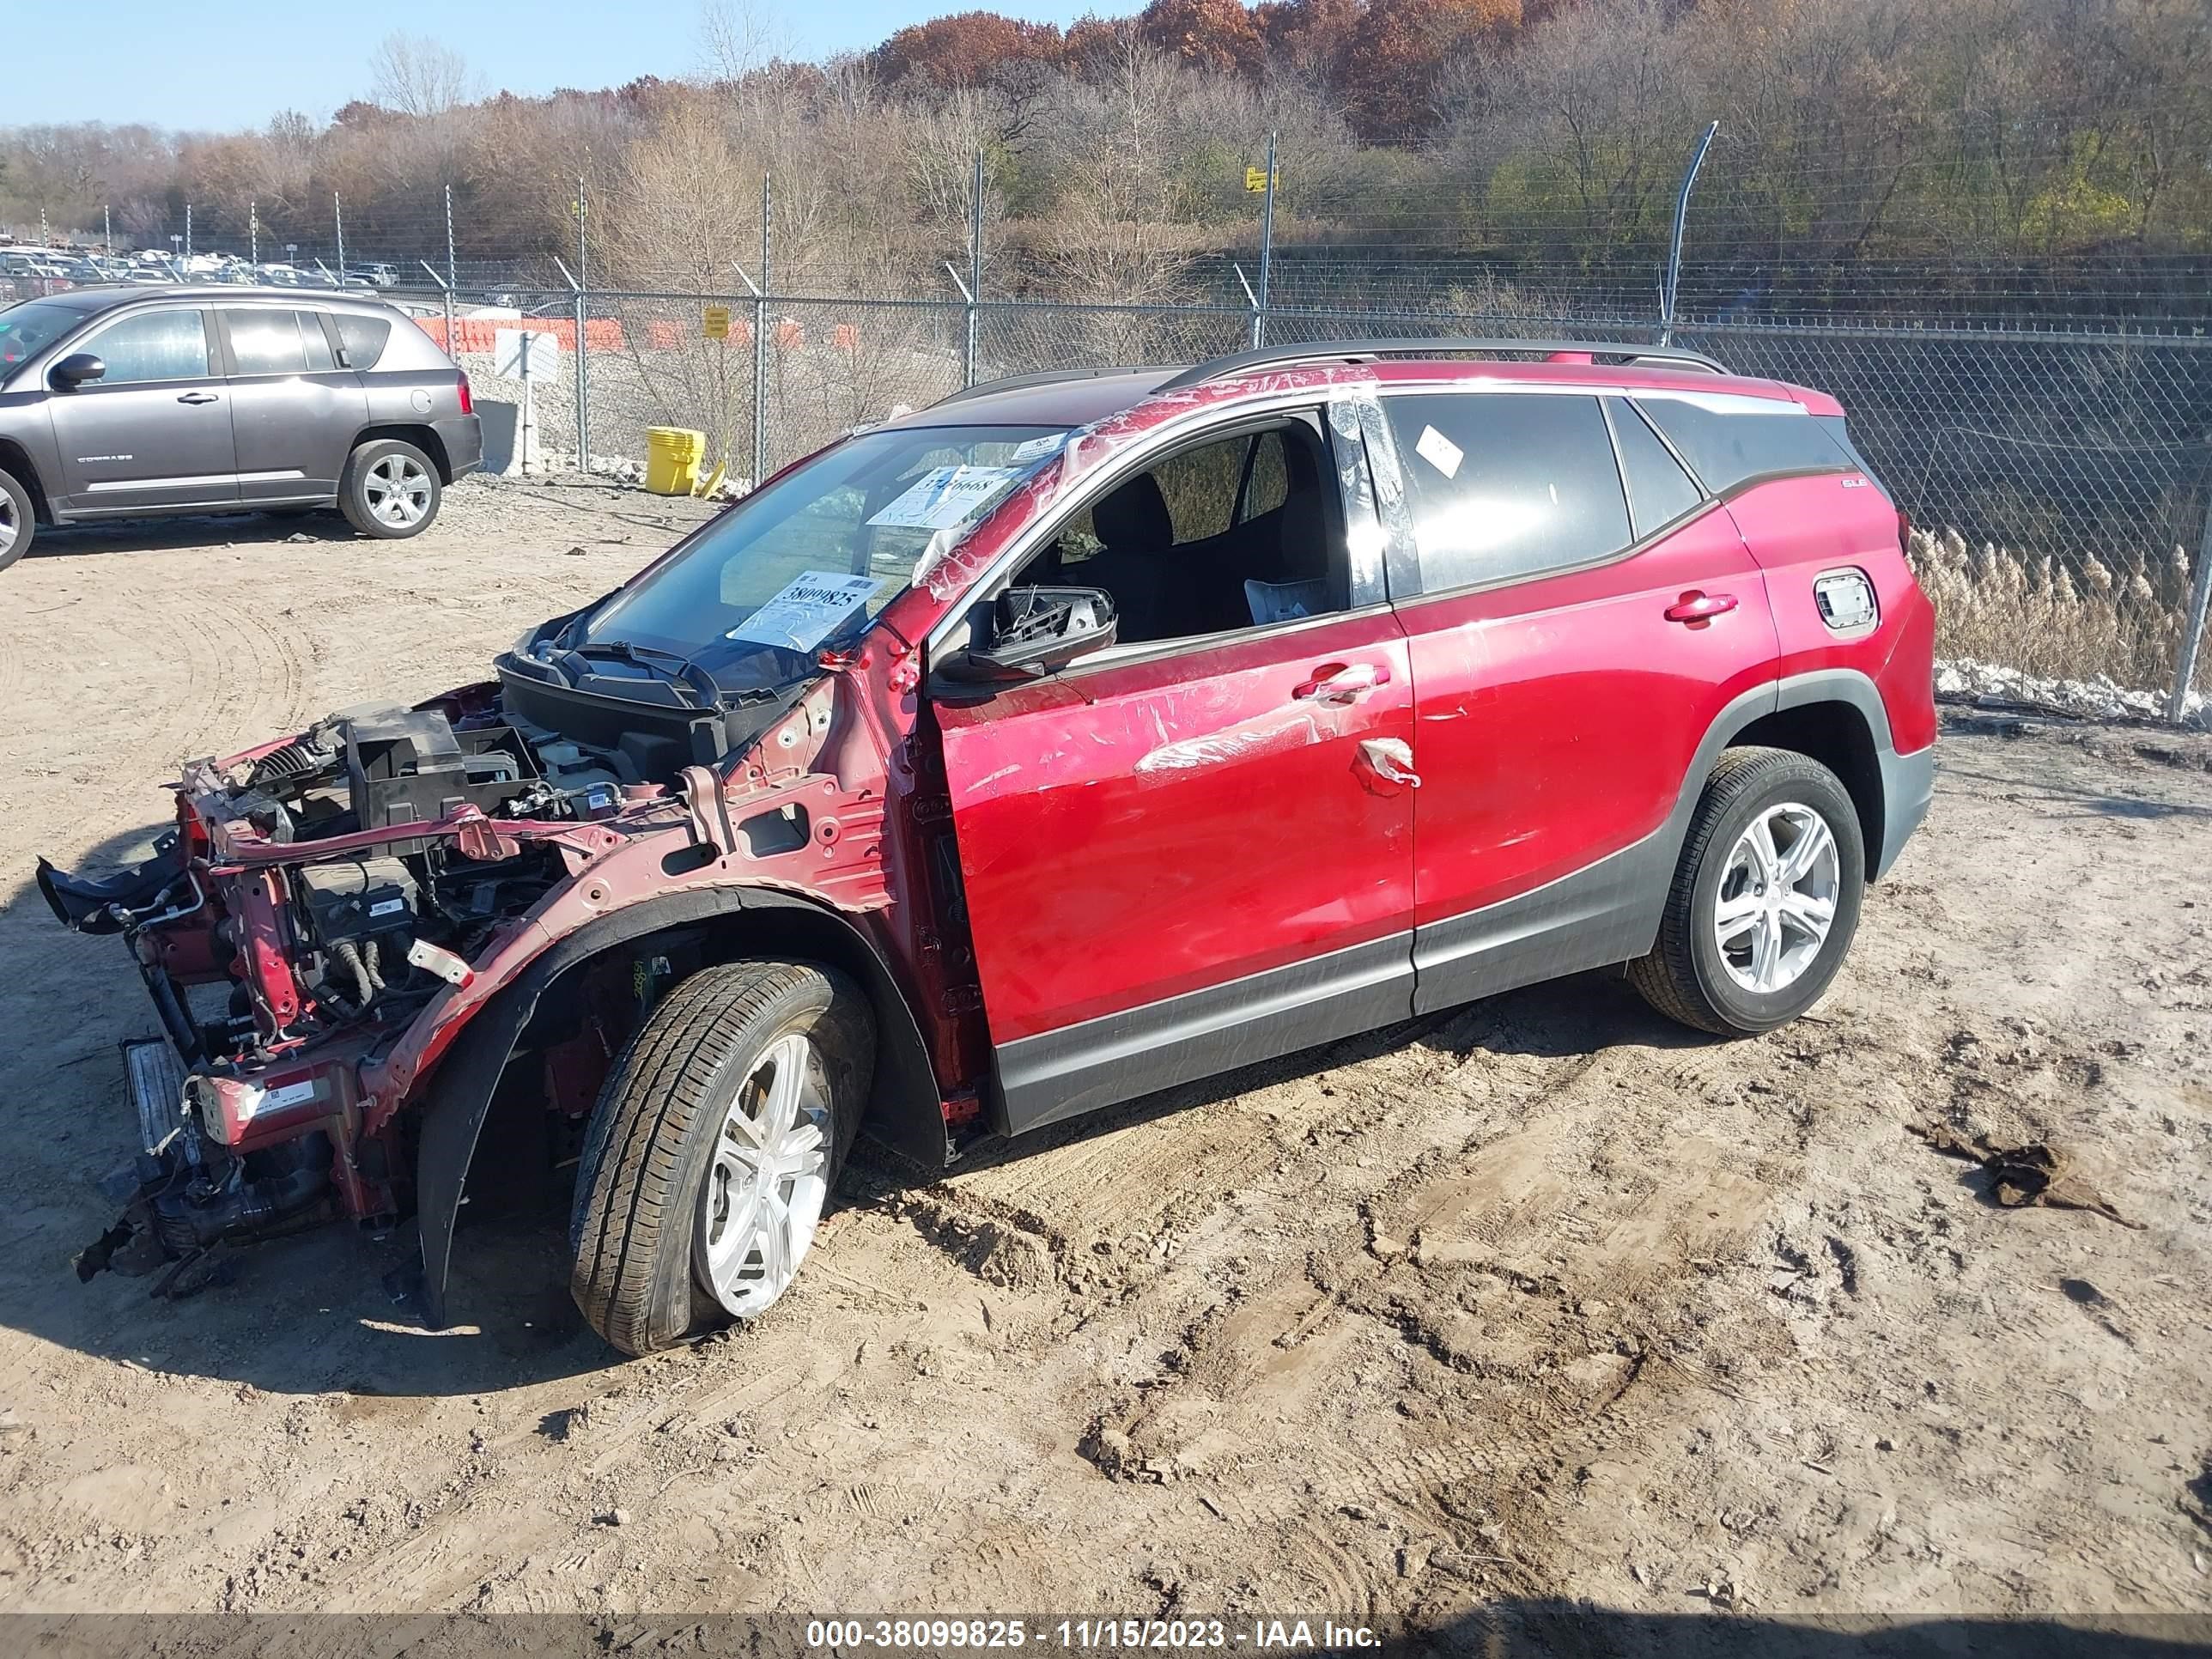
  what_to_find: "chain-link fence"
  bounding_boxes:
[416,283,2206,714]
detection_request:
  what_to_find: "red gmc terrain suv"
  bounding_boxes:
[42,338,1935,1355]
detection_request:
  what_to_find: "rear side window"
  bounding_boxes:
[1384,392,1631,591]
[224,309,307,375]
[1607,399,1705,538]
[82,308,210,384]
[1632,397,1854,493]
[333,313,392,370]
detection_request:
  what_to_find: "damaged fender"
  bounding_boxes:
[410,883,945,1327]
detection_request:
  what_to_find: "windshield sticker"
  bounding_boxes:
[866,465,1023,530]
[1413,424,1464,479]
[1010,432,1067,462]
[724,571,884,653]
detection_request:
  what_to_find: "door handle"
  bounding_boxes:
[1359,737,1422,787]
[1293,660,1390,701]
[177,392,222,405]
[1664,591,1738,623]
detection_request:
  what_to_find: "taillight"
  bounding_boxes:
[456,374,473,416]
[1896,507,1911,555]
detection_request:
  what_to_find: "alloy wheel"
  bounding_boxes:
[1711,801,1840,994]
[364,456,433,528]
[692,1030,831,1317]
[0,493,17,559]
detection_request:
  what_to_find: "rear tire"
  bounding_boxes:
[338,439,441,539]
[568,961,872,1356]
[0,471,34,571]
[1628,746,1865,1036]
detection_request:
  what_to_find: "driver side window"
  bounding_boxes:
[1031,416,1352,647]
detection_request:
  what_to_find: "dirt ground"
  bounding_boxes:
[0,479,2207,1652]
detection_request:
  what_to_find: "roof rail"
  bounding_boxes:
[933,365,1161,406]
[1152,337,1727,393]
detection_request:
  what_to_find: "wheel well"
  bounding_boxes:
[357,424,453,483]
[1726,702,1884,869]
[492,895,947,1174]
[0,438,52,524]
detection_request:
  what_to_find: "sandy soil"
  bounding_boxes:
[0,480,2206,1650]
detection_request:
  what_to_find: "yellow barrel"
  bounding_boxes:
[645,427,707,495]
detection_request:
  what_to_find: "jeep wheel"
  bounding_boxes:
[1629,746,1865,1036]
[0,471,34,572]
[339,439,441,538]
[568,961,872,1356]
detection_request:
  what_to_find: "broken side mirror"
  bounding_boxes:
[50,352,106,388]
[943,586,1118,683]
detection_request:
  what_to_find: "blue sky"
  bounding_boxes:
[9,1,1098,131]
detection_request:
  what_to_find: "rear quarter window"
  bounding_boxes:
[1633,397,1854,493]
[331,313,392,370]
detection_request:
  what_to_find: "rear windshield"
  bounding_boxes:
[333,313,392,369]
[0,301,82,372]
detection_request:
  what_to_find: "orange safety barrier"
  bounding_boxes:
[415,317,627,356]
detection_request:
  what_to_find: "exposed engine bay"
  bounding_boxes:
[36,692,702,1297]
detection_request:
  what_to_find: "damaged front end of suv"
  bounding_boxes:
[37,415,1078,1335]
[40,671,890,1314]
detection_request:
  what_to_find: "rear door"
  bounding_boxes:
[1381,389,1782,1014]
[932,407,1418,1133]
[45,306,237,513]
[217,307,368,503]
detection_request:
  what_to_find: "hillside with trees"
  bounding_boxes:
[4,0,2208,319]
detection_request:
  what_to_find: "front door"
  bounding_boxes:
[933,410,1419,1133]
[217,308,368,503]
[46,306,237,514]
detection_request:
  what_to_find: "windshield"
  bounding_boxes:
[565,422,1066,690]
[0,301,82,372]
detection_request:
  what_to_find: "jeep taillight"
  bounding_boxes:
[1897,507,1911,555]
[456,374,474,416]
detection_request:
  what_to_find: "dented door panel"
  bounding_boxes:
[934,606,1417,1127]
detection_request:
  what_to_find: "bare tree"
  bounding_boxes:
[698,0,792,84]
[369,33,477,119]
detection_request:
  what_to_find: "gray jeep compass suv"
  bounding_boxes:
[0,285,481,569]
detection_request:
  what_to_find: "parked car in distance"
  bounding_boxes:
[0,284,481,567]
[346,264,400,289]
[40,337,1935,1356]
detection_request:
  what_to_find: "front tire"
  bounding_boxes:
[339,439,441,538]
[0,471,35,571]
[1629,747,1865,1036]
[568,961,873,1356]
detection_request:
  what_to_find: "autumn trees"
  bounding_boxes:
[3,0,2207,320]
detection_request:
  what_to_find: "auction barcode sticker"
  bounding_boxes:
[725,571,884,653]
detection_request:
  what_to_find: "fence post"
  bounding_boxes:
[184,203,192,261]
[103,205,111,255]
[419,261,456,363]
[574,177,590,469]
[966,149,984,387]
[753,172,771,489]
[1235,264,1261,347]
[249,202,258,267]
[1660,120,1719,346]
[1255,131,1276,350]
[333,192,344,278]
[2170,504,2212,724]
[445,184,457,290]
